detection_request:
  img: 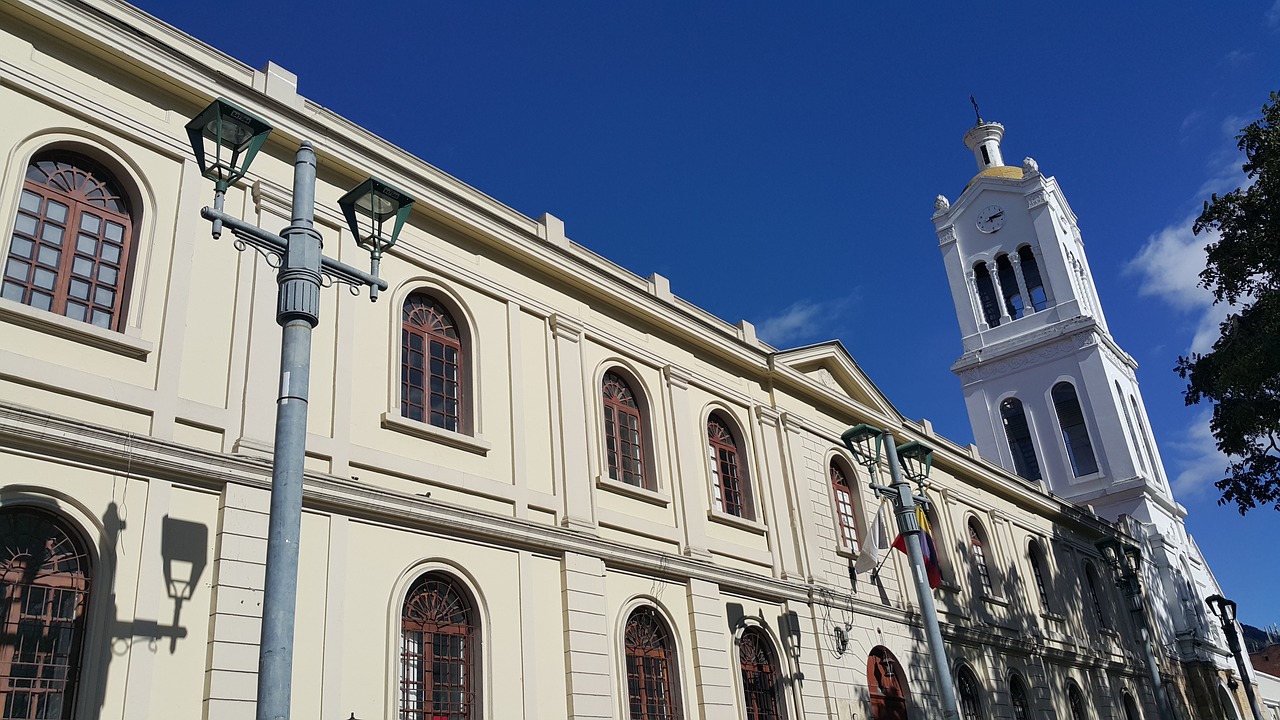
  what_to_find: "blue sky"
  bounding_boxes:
[134,1,1280,627]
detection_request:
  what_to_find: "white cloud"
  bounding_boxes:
[756,293,860,348]
[1167,408,1230,496]
[1268,0,1280,28]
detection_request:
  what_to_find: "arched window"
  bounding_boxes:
[830,460,859,550]
[739,628,781,720]
[624,607,679,720]
[956,664,983,720]
[867,646,909,720]
[1052,382,1099,476]
[603,371,648,488]
[1130,395,1162,486]
[1218,684,1241,720]
[1084,562,1109,630]
[1028,540,1051,612]
[1122,691,1142,720]
[402,294,466,433]
[1,507,93,719]
[968,519,993,597]
[4,151,135,330]
[996,254,1024,319]
[400,573,476,720]
[1117,382,1148,474]
[1009,673,1031,720]
[1000,398,1041,481]
[974,262,1002,328]
[708,413,751,519]
[1067,681,1089,720]
[1018,246,1048,312]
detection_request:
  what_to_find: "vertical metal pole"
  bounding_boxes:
[883,431,960,720]
[1223,620,1265,720]
[256,141,322,720]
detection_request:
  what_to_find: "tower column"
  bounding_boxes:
[989,263,1013,324]
[1010,254,1032,312]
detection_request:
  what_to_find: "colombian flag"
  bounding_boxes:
[891,506,943,589]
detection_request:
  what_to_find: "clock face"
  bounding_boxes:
[976,204,1006,233]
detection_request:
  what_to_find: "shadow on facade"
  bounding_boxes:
[90,505,208,717]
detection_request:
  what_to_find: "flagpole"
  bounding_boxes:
[883,430,961,720]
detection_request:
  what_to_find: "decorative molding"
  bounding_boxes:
[754,405,781,427]
[814,367,839,391]
[663,363,692,390]
[1026,189,1048,210]
[937,224,958,246]
[954,327,1098,383]
[379,412,492,455]
[548,312,583,342]
[595,475,671,508]
[0,298,153,359]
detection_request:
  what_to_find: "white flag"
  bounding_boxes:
[853,502,889,575]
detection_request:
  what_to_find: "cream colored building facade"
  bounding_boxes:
[0,2,1251,719]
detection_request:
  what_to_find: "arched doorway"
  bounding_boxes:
[867,646,909,720]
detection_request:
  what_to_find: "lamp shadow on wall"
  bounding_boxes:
[104,510,207,659]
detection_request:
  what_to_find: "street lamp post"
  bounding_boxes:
[186,98,414,720]
[1096,538,1176,720]
[842,423,961,720]
[1207,594,1265,720]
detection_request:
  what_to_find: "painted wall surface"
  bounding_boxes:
[1,2,1264,720]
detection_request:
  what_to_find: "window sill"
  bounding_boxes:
[380,412,492,455]
[1041,611,1066,623]
[0,298,152,359]
[596,475,671,507]
[706,508,767,535]
[981,593,1010,608]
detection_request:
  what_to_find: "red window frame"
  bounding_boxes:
[603,372,647,488]
[1,508,92,720]
[402,295,464,432]
[868,646,910,720]
[708,416,747,518]
[830,462,859,549]
[624,607,678,720]
[400,574,475,720]
[3,153,134,331]
[739,629,780,720]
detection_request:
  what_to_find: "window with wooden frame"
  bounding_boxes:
[1,507,93,720]
[624,607,679,720]
[707,414,750,519]
[1009,673,1031,720]
[3,152,135,331]
[968,519,994,597]
[400,573,476,720]
[603,371,648,489]
[830,461,859,550]
[739,628,780,720]
[402,294,466,433]
[956,664,983,720]
[1028,540,1051,612]
[867,645,909,720]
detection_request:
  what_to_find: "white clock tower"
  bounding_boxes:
[932,116,1245,715]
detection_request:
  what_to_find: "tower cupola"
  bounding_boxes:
[963,120,1006,172]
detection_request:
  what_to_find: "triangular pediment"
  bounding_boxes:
[770,341,902,422]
